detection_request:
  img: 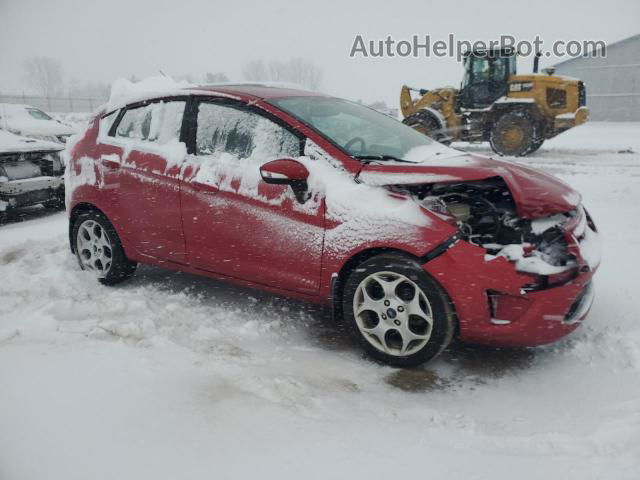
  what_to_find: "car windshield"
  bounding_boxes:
[269,96,448,162]
[26,108,53,121]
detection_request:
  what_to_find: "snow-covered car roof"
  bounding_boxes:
[191,83,326,100]
[0,130,64,154]
[0,103,77,137]
[101,77,325,114]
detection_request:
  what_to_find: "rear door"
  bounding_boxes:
[103,98,188,263]
[180,99,325,294]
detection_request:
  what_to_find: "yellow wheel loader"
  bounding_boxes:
[400,48,588,156]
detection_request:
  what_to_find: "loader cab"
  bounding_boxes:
[459,48,516,109]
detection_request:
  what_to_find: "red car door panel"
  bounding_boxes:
[180,100,324,293]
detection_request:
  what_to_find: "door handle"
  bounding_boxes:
[100,155,121,170]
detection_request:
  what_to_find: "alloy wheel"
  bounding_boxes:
[353,271,433,356]
[76,219,113,278]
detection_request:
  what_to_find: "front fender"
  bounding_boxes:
[319,209,457,298]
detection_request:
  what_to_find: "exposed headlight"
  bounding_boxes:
[509,82,533,92]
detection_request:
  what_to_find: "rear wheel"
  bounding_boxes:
[72,211,137,285]
[402,110,450,145]
[490,110,539,156]
[342,254,454,367]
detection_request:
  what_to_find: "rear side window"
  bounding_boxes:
[113,100,185,144]
[196,102,300,161]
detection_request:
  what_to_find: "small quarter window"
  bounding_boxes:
[113,100,186,144]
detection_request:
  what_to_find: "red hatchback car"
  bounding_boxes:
[66,84,600,366]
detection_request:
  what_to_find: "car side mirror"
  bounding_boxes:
[260,158,310,203]
[260,158,309,185]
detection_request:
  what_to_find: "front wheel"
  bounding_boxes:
[342,254,455,367]
[72,211,137,285]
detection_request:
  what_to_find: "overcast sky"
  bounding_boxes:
[1,0,638,105]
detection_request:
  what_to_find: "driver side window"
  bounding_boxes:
[195,102,301,163]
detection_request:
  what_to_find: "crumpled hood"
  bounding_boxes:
[357,153,581,218]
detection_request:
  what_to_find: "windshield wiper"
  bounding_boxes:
[353,154,415,164]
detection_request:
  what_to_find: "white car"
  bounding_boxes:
[0,130,65,217]
[0,103,77,144]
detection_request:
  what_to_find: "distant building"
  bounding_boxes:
[553,33,640,121]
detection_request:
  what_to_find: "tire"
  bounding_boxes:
[342,253,455,367]
[525,137,545,155]
[490,110,539,156]
[72,211,137,285]
[402,110,450,145]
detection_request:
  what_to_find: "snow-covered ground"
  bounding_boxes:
[1,122,639,479]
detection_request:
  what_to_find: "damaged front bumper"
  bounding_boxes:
[0,176,64,211]
[423,221,599,347]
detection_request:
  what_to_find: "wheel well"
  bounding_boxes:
[331,247,459,336]
[68,203,105,253]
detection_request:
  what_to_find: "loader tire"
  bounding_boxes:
[490,111,539,157]
[403,110,450,145]
[525,137,545,155]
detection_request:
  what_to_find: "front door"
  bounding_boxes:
[180,99,325,294]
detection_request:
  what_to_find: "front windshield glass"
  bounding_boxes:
[27,108,53,121]
[269,96,448,162]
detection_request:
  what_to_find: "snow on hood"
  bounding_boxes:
[7,119,76,137]
[357,153,581,218]
[0,130,63,154]
[1,103,77,137]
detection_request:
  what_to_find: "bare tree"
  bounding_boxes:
[204,72,229,83]
[22,57,64,96]
[284,57,322,91]
[242,60,269,82]
[242,58,322,91]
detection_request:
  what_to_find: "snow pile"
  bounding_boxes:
[495,243,575,275]
[358,171,461,186]
[51,112,92,130]
[105,75,194,112]
[0,130,62,153]
[4,113,640,479]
